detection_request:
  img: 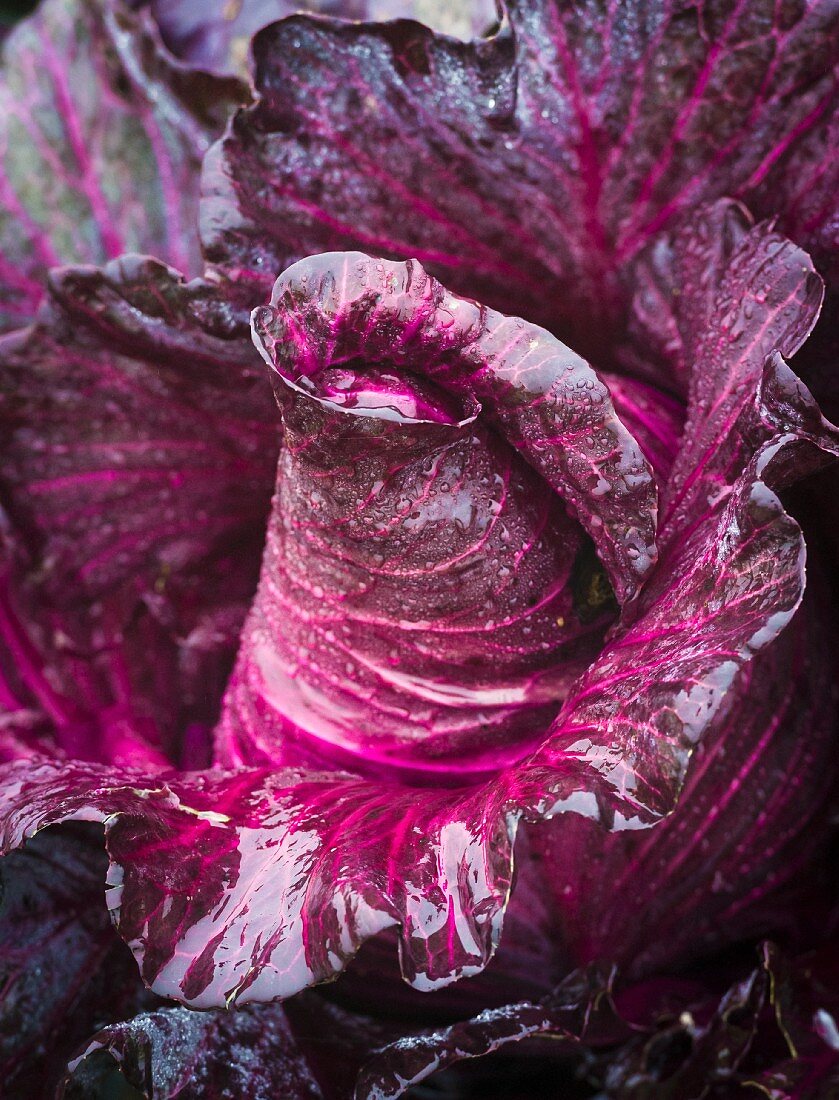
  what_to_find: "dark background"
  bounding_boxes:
[1,1,37,29]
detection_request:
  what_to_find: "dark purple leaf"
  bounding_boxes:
[199,0,839,365]
[744,1062,839,1100]
[600,969,769,1099]
[0,519,57,763]
[0,824,159,1099]
[356,943,839,1099]
[59,983,410,1100]
[61,1002,324,1100]
[602,944,839,1100]
[0,0,247,332]
[738,943,839,1100]
[0,255,277,766]
[283,992,406,1100]
[497,206,839,826]
[355,964,620,1099]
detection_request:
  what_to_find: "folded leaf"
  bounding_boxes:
[62,1003,323,1100]
[200,0,839,364]
[219,251,657,773]
[515,208,839,981]
[253,252,659,603]
[355,964,619,1098]
[2,213,834,1010]
[0,401,829,1007]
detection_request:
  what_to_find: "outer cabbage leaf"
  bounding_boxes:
[62,1003,323,1100]
[0,522,57,763]
[0,255,277,766]
[60,985,415,1100]
[355,963,621,1098]
[626,199,822,476]
[0,824,159,1099]
[200,0,839,363]
[0,758,519,1005]
[0,219,834,1009]
[600,944,839,1099]
[517,204,839,981]
[0,0,246,332]
[525,601,838,985]
[361,975,769,1100]
[357,944,839,1099]
[741,944,839,1100]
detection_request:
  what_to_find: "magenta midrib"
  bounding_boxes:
[37,22,125,259]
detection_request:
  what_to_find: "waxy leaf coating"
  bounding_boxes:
[253,252,660,602]
[219,251,658,774]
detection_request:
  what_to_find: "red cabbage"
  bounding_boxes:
[1,0,838,1096]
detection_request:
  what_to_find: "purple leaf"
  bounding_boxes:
[601,969,770,1098]
[0,255,277,766]
[599,944,839,1100]
[0,757,519,1005]
[522,589,839,982]
[0,522,58,763]
[252,252,659,603]
[508,208,839,982]
[0,0,247,332]
[636,201,824,542]
[356,943,839,1099]
[62,1003,324,1100]
[1,214,833,1010]
[0,401,828,1007]
[0,824,159,1099]
[482,209,839,827]
[598,372,684,484]
[218,251,657,774]
[199,0,839,364]
[355,964,620,1098]
[60,984,409,1100]
[740,944,839,1100]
